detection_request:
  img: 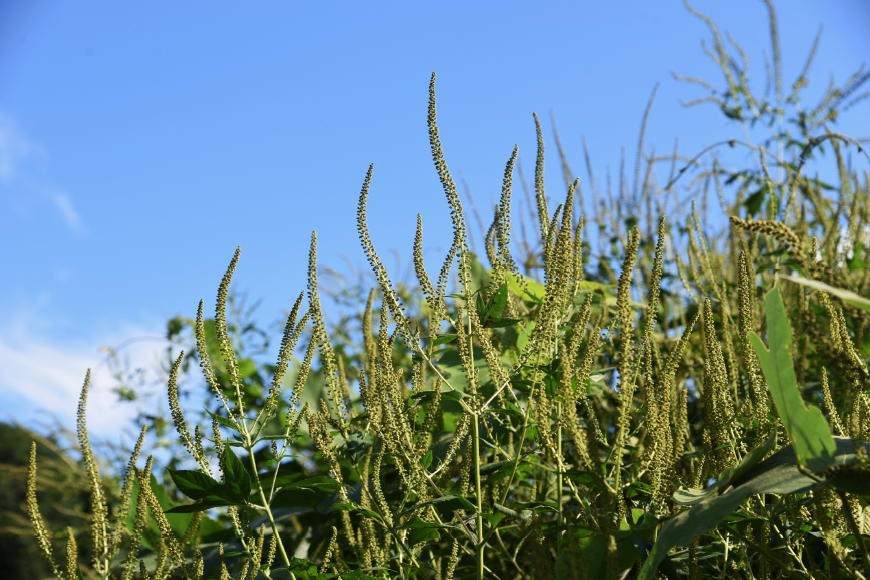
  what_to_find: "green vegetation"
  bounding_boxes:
[19,1,870,578]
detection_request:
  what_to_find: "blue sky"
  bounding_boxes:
[1,1,868,441]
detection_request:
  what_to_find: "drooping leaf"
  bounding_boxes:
[403,494,476,516]
[781,275,870,314]
[401,516,441,545]
[674,430,778,506]
[638,438,870,580]
[204,407,241,432]
[331,502,383,521]
[750,285,836,471]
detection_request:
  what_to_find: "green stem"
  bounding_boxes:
[244,433,295,580]
[499,349,545,506]
[557,400,563,554]
[473,411,484,580]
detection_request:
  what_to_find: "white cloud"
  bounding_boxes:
[0,317,167,439]
[46,187,86,233]
[0,112,44,183]
[0,111,86,235]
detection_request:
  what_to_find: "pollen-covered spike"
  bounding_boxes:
[77,369,110,573]
[533,112,550,241]
[215,247,246,407]
[26,442,61,578]
[429,72,471,291]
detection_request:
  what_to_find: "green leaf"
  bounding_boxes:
[674,429,779,506]
[638,437,870,580]
[165,498,233,514]
[781,275,870,314]
[401,516,442,545]
[342,430,367,464]
[204,408,240,432]
[331,503,383,521]
[420,450,433,470]
[849,243,867,271]
[750,286,836,472]
[492,502,520,519]
[403,494,476,516]
[486,316,522,328]
[478,459,514,476]
[167,468,223,500]
[742,184,768,216]
[275,475,341,493]
[432,334,457,346]
[503,272,546,303]
[715,429,778,493]
[223,446,253,502]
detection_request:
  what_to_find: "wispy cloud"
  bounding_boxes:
[46,187,85,233]
[0,112,43,183]
[0,315,167,439]
[0,111,86,234]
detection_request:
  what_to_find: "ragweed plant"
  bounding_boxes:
[24,2,870,579]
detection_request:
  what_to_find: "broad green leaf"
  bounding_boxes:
[750,286,836,472]
[781,275,870,314]
[223,446,253,502]
[638,437,870,580]
[742,184,768,216]
[503,272,546,303]
[487,316,522,328]
[674,430,777,505]
[403,494,476,516]
[409,389,464,402]
[420,450,433,470]
[487,283,509,320]
[478,459,516,476]
[167,468,223,500]
[279,475,341,491]
[566,532,638,580]
[401,517,441,545]
[165,499,232,514]
[432,334,457,346]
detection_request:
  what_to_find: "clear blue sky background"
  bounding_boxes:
[1,1,868,442]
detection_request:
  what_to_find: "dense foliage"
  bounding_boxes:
[21,2,870,579]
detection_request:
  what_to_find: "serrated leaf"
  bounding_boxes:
[420,450,433,470]
[223,446,252,502]
[167,468,223,500]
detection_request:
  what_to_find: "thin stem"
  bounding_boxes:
[473,412,484,580]
[838,491,870,573]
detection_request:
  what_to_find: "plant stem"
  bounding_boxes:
[473,411,485,580]
[557,400,563,555]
